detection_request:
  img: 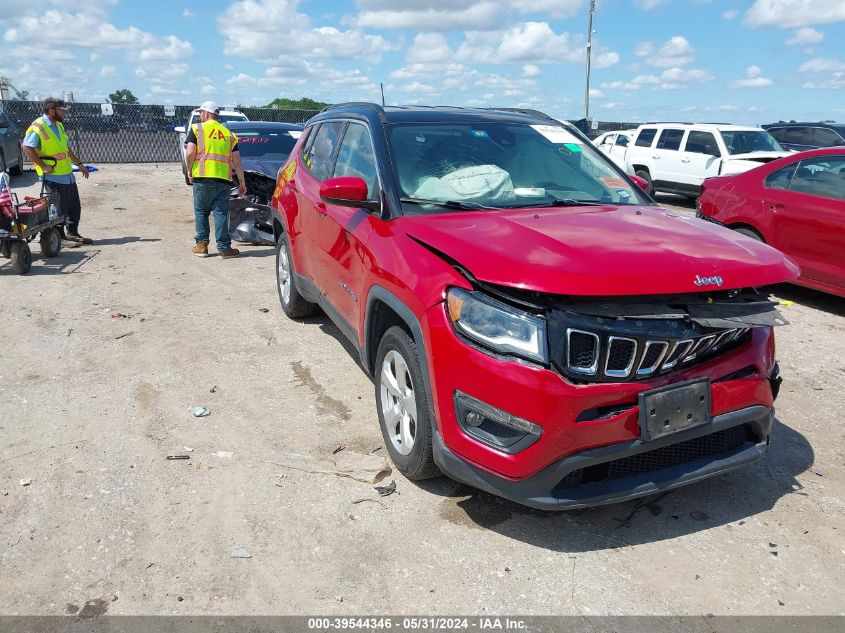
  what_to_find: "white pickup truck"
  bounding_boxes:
[623,123,790,198]
[174,109,249,184]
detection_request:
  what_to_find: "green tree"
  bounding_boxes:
[109,88,139,104]
[265,97,330,110]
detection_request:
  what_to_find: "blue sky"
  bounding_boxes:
[2,0,844,125]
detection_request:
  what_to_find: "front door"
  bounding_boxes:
[677,130,723,193]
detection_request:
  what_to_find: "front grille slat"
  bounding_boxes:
[605,337,637,378]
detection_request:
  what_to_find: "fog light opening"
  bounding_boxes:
[454,391,542,454]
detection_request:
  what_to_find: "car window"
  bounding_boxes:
[789,156,845,201]
[635,128,657,147]
[0,113,9,129]
[767,127,786,142]
[302,121,344,181]
[332,122,378,197]
[388,121,650,213]
[615,135,629,147]
[720,130,783,154]
[233,128,299,159]
[684,131,720,156]
[598,134,613,147]
[765,164,797,190]
[812,128,843,147]
[783,127,812,146]
[657,129,684,151]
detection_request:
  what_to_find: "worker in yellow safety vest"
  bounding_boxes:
[22,97,92,247]
[185,101,246,259]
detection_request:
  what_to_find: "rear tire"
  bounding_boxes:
[375,326,440,481]
[10,241,32,274]
[0,240,10,259]
[634,168,654,196]
[275,231,317,318]
[40,228,62,257]
[735,227,764,242]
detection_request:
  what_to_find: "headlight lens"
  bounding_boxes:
[446,288,548,363]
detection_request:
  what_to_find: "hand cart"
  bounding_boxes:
[0,175,65,275]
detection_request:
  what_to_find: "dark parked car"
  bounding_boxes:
[698,147,845,297]
[268,102,797,510]
[763,122,845,152]
[225,121,303,245]
[0,110,24,175]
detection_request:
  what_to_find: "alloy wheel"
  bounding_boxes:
[380,350,417,456]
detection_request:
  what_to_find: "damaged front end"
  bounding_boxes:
[469,282,787,385]
[230,171,276,245]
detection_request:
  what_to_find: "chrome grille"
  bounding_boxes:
[562,327,749,382]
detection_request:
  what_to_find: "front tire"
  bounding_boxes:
[10,241,32,274]
[375,326,439,480]
[275,231,317,318]
[735,227,764,242]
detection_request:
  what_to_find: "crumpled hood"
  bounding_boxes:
[725,151,791,163]
[241,157,283,179]
[402,205,799,296]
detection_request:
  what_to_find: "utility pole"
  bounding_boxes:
[380,83,385,106]
[584,0,596,123]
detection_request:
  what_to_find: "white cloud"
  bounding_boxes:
[785,26,824,45]
[722,10,738,19]
[730,65,773,87]
[634,42,654,57]
[798,58,845,89]
[201,84,215,95]
[510,0,587,18]
[658,67,715,90]
[138,35,194,61]
[407,33,452,64]
[220,0,394,63]
[601,74,660,90]
[353,1,502,31]
[100,65,116,77]
[799,57,845,72]
[589,88,603,98]
[182,8,195,18]
[649,36,695,68]
[745,0,845,29]
[635,0,670,10]
[522,64,540,78]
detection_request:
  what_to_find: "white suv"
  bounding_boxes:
[174,109,249,184]
[624,123,789,197]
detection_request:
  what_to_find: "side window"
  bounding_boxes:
[767,127,786,142]
[599,134,613,147]
[0,113,9,129]
[784,126,813,146]
[615,135,629,147]
[657,128,684,151]
[332,122,378,197]
[765,163,797,190]
[635,128,657,147]
[812,128,842,147]
[302,121,344,181]
[789,156,845,201]
[685,131,719,156]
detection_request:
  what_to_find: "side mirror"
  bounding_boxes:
[629,174,649,192]
[320,176,380,212]
[174,126,186,134]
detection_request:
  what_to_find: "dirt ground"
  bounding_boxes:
[1,164,843,616]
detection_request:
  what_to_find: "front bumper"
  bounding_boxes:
[229,198,274,245]
[433,404,773,511]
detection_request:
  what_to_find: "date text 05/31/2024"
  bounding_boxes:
[307,617,528,630]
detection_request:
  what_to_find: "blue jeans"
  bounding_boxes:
[193,180,232,251]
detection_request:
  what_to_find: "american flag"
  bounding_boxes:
[0,173,14,218]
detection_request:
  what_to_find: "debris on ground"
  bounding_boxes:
[19,478,31,487]
[231,548,252,559]
[210,386,218,393]
[259,308,270,313]
[115,331,134,340]
[166,454,190,460]
[373,480,397,497]
[183,447,194,452]
[213,451,233,459]
[332,444,346,454]
[190,406,210,417]
[111,313,129,319]
[266,451,390,484]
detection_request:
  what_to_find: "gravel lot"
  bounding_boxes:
[1,165,843,616]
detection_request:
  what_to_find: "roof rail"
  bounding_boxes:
[642,121,734,126]
[492,107,557,122]
[318,101,388,123]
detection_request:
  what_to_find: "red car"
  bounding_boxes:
[270,104,798,510]
[698,148,845,298]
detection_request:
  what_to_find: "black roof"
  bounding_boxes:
[763,121,845,131]
[225,121,303,131]
[314,102,562,126]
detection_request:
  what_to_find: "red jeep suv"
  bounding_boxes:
[270,104,798,510]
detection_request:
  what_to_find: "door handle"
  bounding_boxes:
[681,158,691,163]
[316,202,328,216]
[652,155,660,159]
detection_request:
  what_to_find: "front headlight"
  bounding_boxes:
[446,288,548,363]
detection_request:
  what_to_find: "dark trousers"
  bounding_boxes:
[43,181,82,235]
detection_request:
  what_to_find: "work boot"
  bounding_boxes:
[67,232,93,245]
[219,248,240,259]
[192,240,209,257]
[61,238,82,249]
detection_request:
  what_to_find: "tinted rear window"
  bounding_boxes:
[233,128,299,159]
[812,127,844,147]
[657,129,684,151]
[635,128,657,147]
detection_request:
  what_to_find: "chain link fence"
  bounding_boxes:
[0,101,320,164]
[1,100,640,164]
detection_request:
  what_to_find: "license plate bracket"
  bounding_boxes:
[638,378,711,441]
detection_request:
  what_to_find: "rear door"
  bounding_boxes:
[782,126,814,152]
[312,121,380,336]
[768,155,845,288]
[677,130,723,193]
[653,128,686,191]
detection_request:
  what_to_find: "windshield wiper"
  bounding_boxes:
[400,197,500,210]
[513,199,602,208]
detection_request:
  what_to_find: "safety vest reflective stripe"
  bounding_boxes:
[196,153,230,162]
[48,153,68,160]
[27,118,73,177]
[192,121,234,180]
